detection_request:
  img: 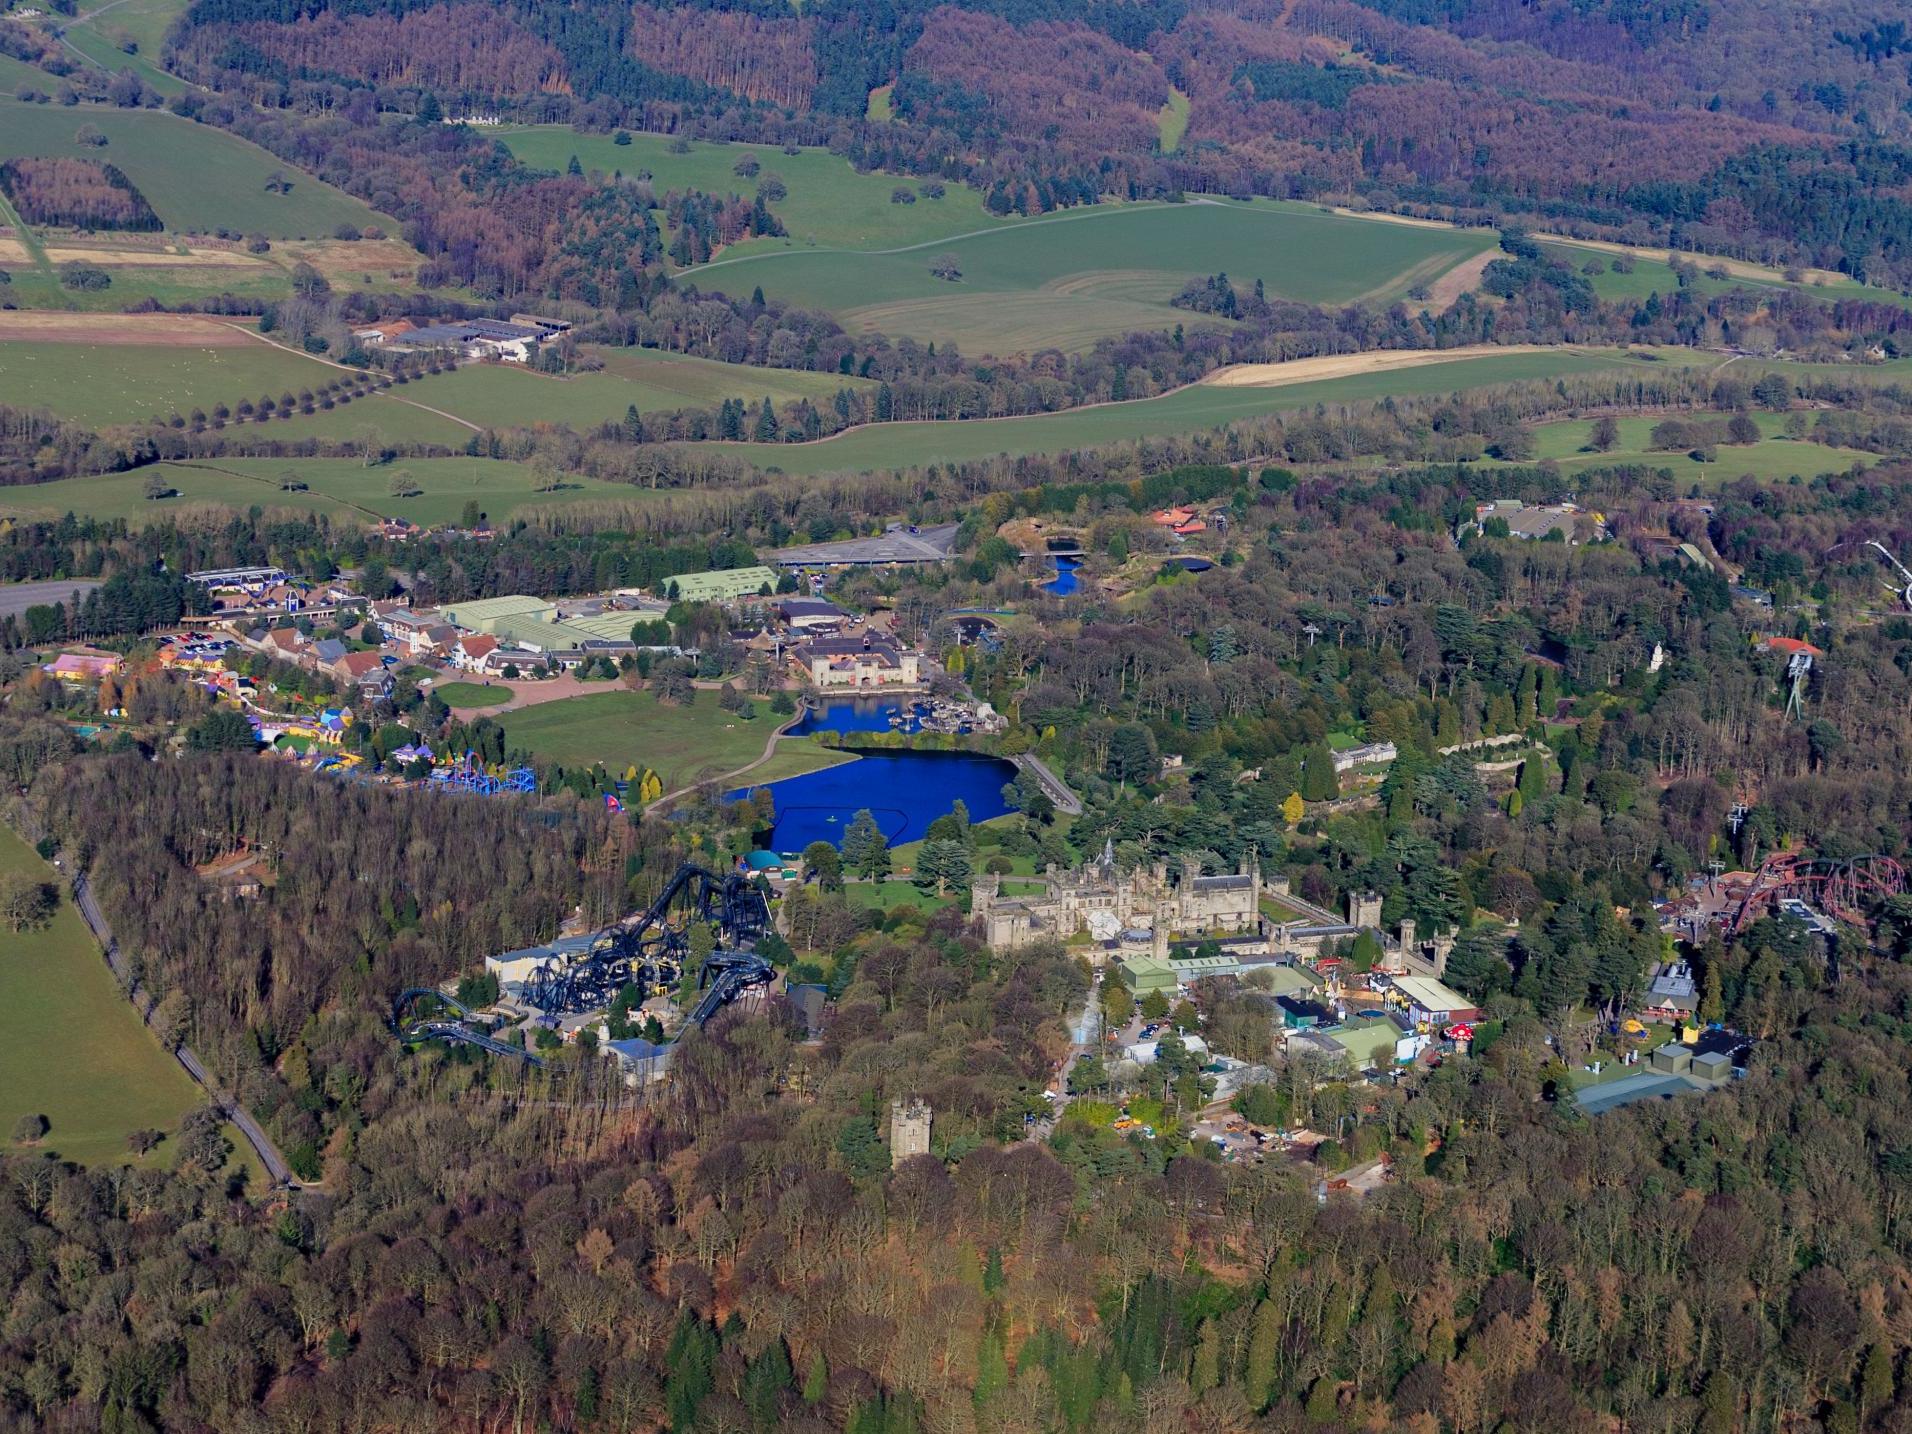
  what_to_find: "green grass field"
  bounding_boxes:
[498,127,1001,255]
[71,0,190,64]
[497,128,1491,352]
[692,198,1493,353]
[676,347,1637,475]
[432,682,507,708]
[0,337,346,426]
[53,19,188,96]
[256,395,476,448]
[396,350,874,432]
[497,690,780,790]
[0,824,204,1168]
[1521,412,1874,484]
[0,95,392,237]
[745,741,854,786]
[0,456,644,525]
[0,261,293,313]
[1540,242,1890,309]
[1157,87,1190,153]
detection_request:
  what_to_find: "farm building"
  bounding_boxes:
[661,567,778,602]
[388,318,555,363]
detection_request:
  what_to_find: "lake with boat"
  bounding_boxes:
[727,747,1015,851]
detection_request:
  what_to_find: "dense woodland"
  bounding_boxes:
[0,158,160,232]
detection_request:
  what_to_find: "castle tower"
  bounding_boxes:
[1430,931,1454,977]
[1399,917,1417,958]
[972,871,1001,920]
[1153,902,1170,962]
[890,1099,931,1167]
[1349,890,1383,929]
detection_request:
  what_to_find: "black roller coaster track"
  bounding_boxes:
[390,863,777,1066]
[390,988,546,1066]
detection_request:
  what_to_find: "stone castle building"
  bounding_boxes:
[971,843,1264,952]
[890,1099,932,1166]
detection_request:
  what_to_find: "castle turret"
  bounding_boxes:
[972,871,1001,919]
[890,1099,931,1166]
[1350,890,1383,929]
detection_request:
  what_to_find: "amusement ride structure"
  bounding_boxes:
[1723,852,1909,938]
[391,862,777,1064]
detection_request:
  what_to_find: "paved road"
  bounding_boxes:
[1027,977,1103,1142]
[0,578,104,622]
[72,872,301,1190]
[1011,752,1083,816]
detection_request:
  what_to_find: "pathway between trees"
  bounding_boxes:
[69,871,303,1190]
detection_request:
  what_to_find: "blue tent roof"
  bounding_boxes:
[745,850,784,870]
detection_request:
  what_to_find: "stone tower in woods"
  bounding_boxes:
[890,1099,931,1167]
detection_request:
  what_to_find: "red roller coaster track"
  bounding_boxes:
[1725,853,1908,937]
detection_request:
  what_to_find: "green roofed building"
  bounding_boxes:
[1119,954,1177,996]
[560,611,661,643]
[661,567,778,602]
[1328,1019,1409,1071]
[483,613,604,654]
[438,595,555,632]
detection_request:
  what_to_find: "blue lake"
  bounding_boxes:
[728,750,1016,851]
[1042,555,1080,595]
[786,697,921,736]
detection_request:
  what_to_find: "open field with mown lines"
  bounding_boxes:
[496,690,827,792]
[690,199,1494,354]
[0,456,648,526]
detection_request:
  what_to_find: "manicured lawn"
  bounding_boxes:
[0,825,203,1168]
[744,742,856,785]
[497,690,779,790]
[0,338,341,426]
[0,96,393,237]
[845,879,951,913]
[0,456,643,526]
[676,348,1640,475]
[431,682,508,708]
